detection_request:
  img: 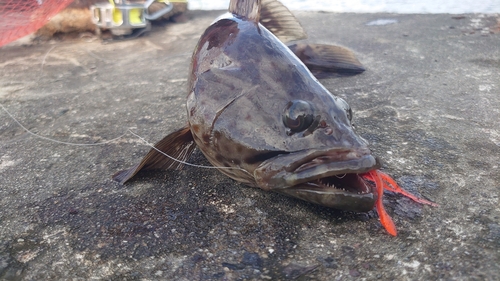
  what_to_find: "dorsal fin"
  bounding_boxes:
[229,0,261,22]
[260,0,307,42]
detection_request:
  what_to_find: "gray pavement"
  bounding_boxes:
[1,10,499,280]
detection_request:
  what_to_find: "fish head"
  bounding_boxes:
[187,9,380,212]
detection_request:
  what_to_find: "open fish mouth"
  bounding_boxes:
[309,173,372,195]
[254,148,381,212]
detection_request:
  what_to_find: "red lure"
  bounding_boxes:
[360,170,438,236]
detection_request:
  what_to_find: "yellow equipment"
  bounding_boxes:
[90,0,187,37]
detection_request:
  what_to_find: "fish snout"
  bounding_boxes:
[253,148,379,190]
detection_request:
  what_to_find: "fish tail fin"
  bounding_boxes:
[288,43,366,77]
[113,126,196,184]
[229,0,261,22]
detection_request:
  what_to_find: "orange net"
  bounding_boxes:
[0,0,74,47]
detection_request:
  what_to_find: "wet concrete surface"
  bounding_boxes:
[1,10,499,280]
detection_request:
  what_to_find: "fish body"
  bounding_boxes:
[187,7,379,211]
[114,0,435,235]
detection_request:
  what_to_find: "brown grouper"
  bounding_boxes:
[114,0,436,236]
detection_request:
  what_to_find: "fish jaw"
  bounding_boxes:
[254,147,381,212]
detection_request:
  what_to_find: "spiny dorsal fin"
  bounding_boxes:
[113,126,196,184]
[288,43,365,77]
[229,0,261,22]
[260,0,307,42]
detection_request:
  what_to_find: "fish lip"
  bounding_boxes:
[284,175,374,197]
[254,147,380,190]
[286,153,380,198]
[253,149,380,212]
[292,149,378,175]
[254,147,381,211]
[275,179,377,212]
[285,147,374,173]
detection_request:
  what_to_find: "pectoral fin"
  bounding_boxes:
[288,43,365,77]
[113,126,196,184]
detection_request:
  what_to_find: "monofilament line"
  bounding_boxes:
[0,103,127,146]
[40,45,56,76]
[1,103,244,171]
[128,129,245,171]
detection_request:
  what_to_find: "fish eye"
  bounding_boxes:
[282,100,315,133]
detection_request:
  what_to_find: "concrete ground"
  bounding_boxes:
[1,10,499,280]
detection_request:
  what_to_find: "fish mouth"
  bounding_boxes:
[254,148,380,212]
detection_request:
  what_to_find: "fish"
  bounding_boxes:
[113,0,436,236]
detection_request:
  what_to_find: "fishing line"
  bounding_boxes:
[40,45,56,76]
[1,103,246,171]
[0,103,127,146]
[128,129,246,171]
